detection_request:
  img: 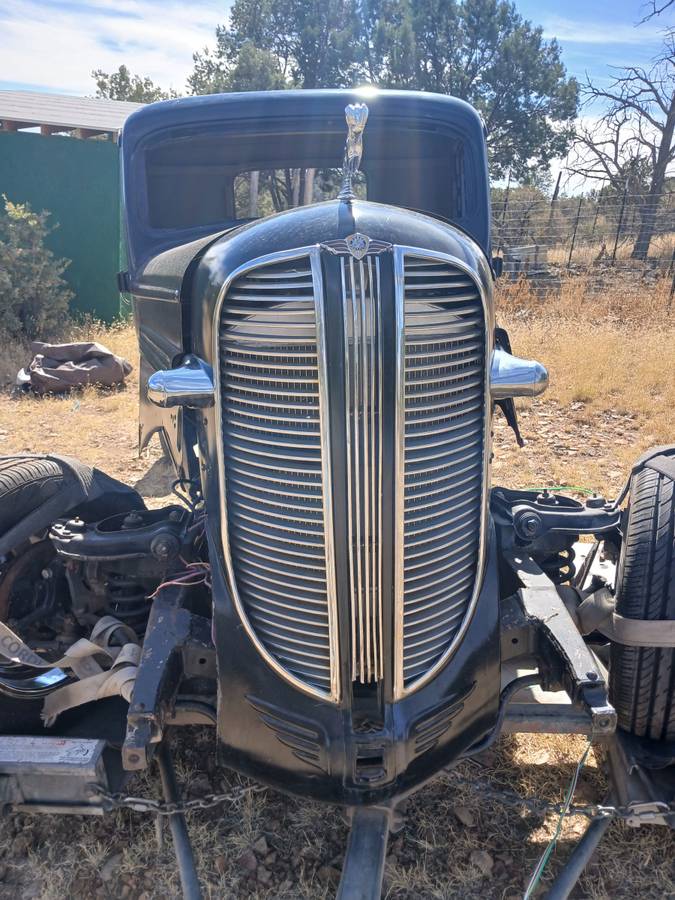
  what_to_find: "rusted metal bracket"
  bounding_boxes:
[122,588,215,771]
[505,552,616,738]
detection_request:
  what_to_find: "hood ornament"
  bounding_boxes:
[337,103,369,202]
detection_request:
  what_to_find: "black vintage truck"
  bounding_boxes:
[0,90,673,898]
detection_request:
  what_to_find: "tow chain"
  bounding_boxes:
[91,775,674,825]
[90,783,268,816]
[446,773,674,825]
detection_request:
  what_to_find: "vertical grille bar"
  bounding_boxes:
[342,256,383,683]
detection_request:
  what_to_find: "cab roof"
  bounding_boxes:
[121,89,491,274]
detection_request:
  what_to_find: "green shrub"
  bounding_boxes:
[0,196,73,339]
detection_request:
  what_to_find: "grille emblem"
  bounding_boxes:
[346,233,370,259]
[321,234,392,259]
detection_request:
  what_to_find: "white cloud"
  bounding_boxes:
[540,14,665,46]
[0,0,228,95]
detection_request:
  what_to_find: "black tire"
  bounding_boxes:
[0,457,72,733]
[0,456,66,535]
[610,466,675,741]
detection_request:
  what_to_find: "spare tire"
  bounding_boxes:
[610,465,675,741]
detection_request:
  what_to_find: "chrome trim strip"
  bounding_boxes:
[393,246,493,700]
[213,246,340,703]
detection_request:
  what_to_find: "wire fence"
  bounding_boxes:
[491,188,675,299]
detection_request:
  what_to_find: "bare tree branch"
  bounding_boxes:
[573,36,675,258]
[639,0,674,23]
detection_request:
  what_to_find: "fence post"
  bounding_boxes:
[546,171,562,247]
[567,197,583,270]
[611,185,628,264]
[496,171,511,256]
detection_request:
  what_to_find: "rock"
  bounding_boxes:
[257,866,272,885]
[236,849,258,874]
[11,833,32,857]
[279,879,294,892]
[188,777,212,798]
[264,851,278,866]
[214,855,227,876]
[317,865,341,886]
[470,849,494,876]
[252,835,269,856]
[99,852,123,883]
[452,805,476,828]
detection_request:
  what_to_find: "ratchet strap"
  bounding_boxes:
[576,587,675,648]
[0,615,140,725]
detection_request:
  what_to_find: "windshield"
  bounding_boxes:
[143,122,465,231]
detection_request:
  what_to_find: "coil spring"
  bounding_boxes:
[539,547,576,585]
[103,572,152,633]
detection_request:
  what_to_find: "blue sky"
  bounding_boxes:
[0,0,671,96]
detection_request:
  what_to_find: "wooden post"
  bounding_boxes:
[567,197,583,270]
[248,170,259,218]
[303,168,316,206]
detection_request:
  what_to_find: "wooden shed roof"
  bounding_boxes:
[0,91,144,139]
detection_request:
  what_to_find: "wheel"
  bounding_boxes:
[610,465,675,741]
[0,456,66,535]
[0,457,73,733]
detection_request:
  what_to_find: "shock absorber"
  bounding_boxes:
[102,571,153,633]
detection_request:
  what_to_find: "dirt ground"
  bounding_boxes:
[0,285,674,898]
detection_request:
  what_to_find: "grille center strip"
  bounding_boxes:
[342,256,384,683]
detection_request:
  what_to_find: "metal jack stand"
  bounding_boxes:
[337,807,392,900]
[545,730,675,899]
[157,741,203,900]
[544,801,614,900]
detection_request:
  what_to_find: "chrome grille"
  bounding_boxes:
[396,253,486,690]
[341,256,384,683]
[218,254,337,698]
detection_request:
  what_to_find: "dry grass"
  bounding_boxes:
[546,232,675,266]
[0,278,674,899]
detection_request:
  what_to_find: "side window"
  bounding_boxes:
[234,168,367,218]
